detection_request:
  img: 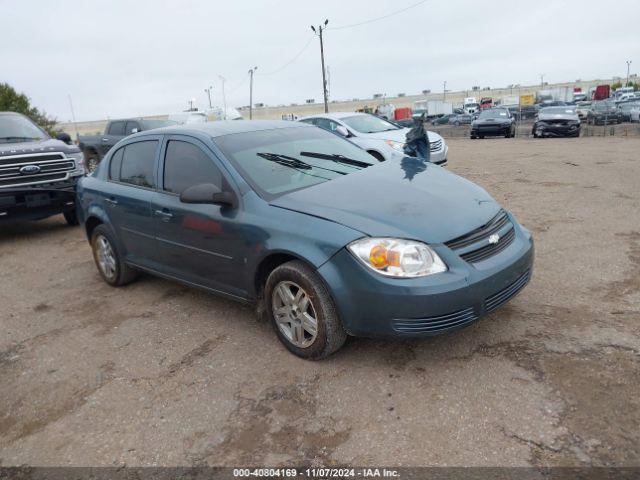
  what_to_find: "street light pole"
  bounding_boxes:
[204,86,213,109]
[248,66,258,120]
[626,60,632,87]
[540,73,545,87]
[218,75,227,120]
[443,81,447,101]
[311,20,329,113]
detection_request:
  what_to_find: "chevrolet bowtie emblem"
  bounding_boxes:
[488,234,500,245]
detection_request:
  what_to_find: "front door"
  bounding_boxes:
[152,136,247,298]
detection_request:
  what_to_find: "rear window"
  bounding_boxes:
[116,140,158,188]
[108,121,126,135]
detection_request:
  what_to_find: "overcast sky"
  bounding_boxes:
[3,0,639,121]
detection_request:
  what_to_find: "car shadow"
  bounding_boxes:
[0,215,74,242]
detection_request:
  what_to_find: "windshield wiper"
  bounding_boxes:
[256,152,348,176]
[299,151,371,168]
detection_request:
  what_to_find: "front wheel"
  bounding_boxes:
[85,152,100,173]
[265,260,347,359]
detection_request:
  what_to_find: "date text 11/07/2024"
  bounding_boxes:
[233,467,400,478]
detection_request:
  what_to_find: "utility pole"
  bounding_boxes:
[311,19,329,113]
[443,81,447,101]
[67,94,79,142]
[540,73,545,87]
[248,66,257,119]
[204,85,213,109]
[219,75,227,120]
[626,60,632,87]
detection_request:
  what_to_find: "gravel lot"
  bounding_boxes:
[1,137,638,467]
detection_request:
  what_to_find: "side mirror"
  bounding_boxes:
[335,125,349,137]
[179,183,238,208]
[56,132,72,145]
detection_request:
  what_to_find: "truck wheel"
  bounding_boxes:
[265,260,347,360]
[85,153,100,173]
[63,209,79,226]
[90,225,138,286]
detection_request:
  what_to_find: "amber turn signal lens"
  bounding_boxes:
[369,245,388,269]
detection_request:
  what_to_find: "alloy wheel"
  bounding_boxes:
[95,234,117,280]
[271,281,318,348]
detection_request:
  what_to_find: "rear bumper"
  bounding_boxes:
[0,178,79,221]
[318,220,534,338]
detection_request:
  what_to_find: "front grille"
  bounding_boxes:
[0,153,74,187]
[446,210,509,250]
[392,307,478,334]
[445,210,515,264]
[429,139,443,152]
[460,227,515,263]
[485,270,531,313]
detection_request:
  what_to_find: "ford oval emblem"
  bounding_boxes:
[20,164,41,175]
[488,234,500,245]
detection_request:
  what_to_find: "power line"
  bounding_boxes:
[258,36,315,76]
[327,0,430,30]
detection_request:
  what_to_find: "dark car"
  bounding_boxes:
[587,102,621,125]
[79,118,176,172]
[0,112,85,224]
[532,106,581,138]
[431,114,453,125]
[77,121,534,359]
[449,113,473,126]
[470,108,516,139]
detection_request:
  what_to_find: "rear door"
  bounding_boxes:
[102,136,161,268]
[151,135,247,298]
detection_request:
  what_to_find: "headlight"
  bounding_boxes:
[347,238,447,278]
[66,150,86,173]
[385,140,406,152]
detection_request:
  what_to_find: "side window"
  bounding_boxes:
[299,118,316,125]
[119,140,158,188]
[108,121,126,135]
[109,147,124,180]
[125,121,140,135]
[314,118,339,132]
[163,140,222,194]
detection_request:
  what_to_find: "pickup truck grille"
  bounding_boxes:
[0,153,75,188]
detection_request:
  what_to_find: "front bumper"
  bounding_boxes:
[471,123,512,137]
[318,219,534,338]
[0,177,79,221]
[534,122,581,137]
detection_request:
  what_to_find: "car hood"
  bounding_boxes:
[270,158,500,244]
[357,128,443,145]
[0,138,80,157]
[538,113,579,121]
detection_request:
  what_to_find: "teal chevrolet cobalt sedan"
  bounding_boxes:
[77,121,533,359]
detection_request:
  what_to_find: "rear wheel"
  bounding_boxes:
[265,260,347,359]
[90,224,138,286]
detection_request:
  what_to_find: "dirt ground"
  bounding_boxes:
[0,137,638,468]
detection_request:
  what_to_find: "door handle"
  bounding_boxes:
[102,138,110,142]
[105,197,118,206]
[154,209,174,222]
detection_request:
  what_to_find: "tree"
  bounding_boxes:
[0,83,57,135]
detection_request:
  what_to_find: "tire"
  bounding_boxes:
[63,209,79,226]
[265,260,347,359]
[367,150,385,162]
[90,224,138,287]
[454,121,460,126]
[85,152,100,173]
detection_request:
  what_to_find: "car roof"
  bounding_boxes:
[299,111,367,120]
[136,120,310,138]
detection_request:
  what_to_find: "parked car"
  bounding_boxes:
[77,121,534,359]
[449,113,473,126]
[0,111,86,224]
[575,102,592,120]
[532,107,581,138]
[586,102,622,125]
[298,112,448,165]
[470,108,516,139]
[630,105,640,123]
[431,114,453,125]
[79,118,176,172]
[617,102,640,122]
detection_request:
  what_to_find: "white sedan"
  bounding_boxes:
[298,112,448,165]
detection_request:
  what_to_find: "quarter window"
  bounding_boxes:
[163,140,222,194]
[108,121,126,135]
[118,140,158,188]
[108,147,124,180]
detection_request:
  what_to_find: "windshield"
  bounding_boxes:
[341,114,400,134]
[0,114,48,143]
[478,109,509,119]
[215,126,377,199]
[540,107,576,115]
[141,119,178,129]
